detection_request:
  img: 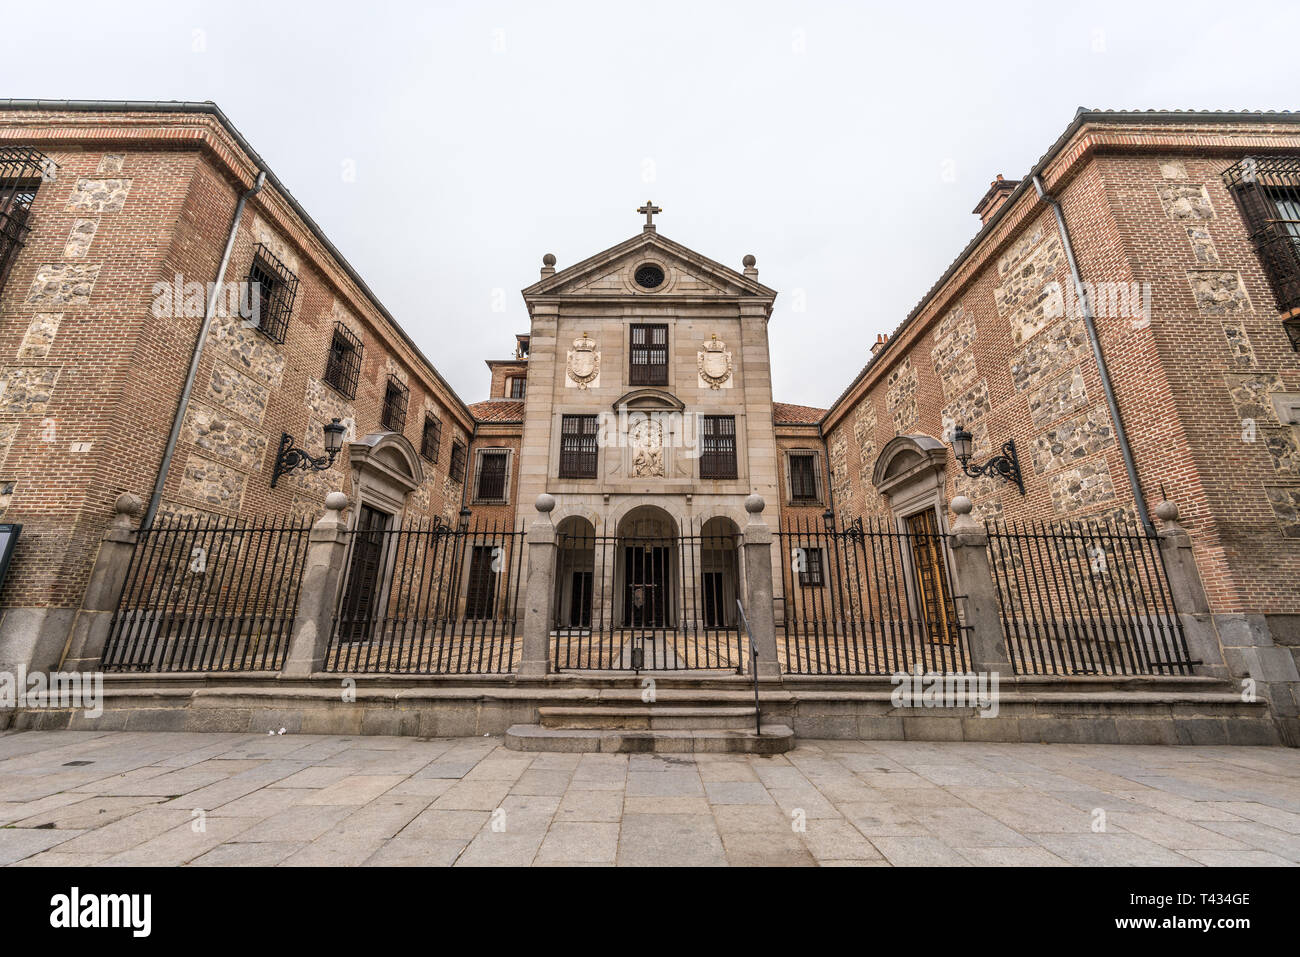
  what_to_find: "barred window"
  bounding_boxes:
[509,376,526,399]
[474,450,510,503]
[323,322,362,399]
[1223,157,1300,331]
[559,414,599,478]
[449,440,467,484]
[798,547,824,587]
[0,147,51,296]
[243,244,298,344]
[788,451,821,503]
[421,415,442,462]
[629,323,668,385]
[381,375,409,433]
[700,415,737,480]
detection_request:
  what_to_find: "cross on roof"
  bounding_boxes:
[638,201,662,227]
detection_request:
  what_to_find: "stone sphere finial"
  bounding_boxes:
[950,495,973,516]
[1154,500,1179,523]
[114,492,142,516]
[742,254,756,268]
[535,493,556,514]
[744,493,765,514]
[542,253,556,267]
[324,491,349,511]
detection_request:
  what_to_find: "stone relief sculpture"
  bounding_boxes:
[697,334,733,389]
[630,416,665,477]
[566,332,599,389]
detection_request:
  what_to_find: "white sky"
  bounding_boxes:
[11,0,1300,408]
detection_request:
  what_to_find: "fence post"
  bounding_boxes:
[60,493,142,671]
[1154,500,1228,678]
[518,493,556,677]
[281,492,351,679]
[741,494,781,678]
[947,496,1012,675]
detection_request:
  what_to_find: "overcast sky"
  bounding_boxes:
[10,1,1299,408]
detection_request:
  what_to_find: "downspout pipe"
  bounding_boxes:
[143,170,267,528]
[1033,174,1154,533]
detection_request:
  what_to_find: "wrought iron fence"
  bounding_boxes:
[551,522,745,671]
[324,518,524,674]
[985,518,1192,676]
[776,514,970,675]
[101,515,310,672]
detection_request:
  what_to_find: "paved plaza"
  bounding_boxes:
[0,730,1296,866]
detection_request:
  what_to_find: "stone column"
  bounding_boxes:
[740,494,781,678]
[518,494,557,678]
[1154,500,1227,678]
[281,492,351,679]
[946,497,1012,675]
[60,493,143,671]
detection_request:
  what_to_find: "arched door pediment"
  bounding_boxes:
[872,434,949,501]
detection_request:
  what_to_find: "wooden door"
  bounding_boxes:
[905,509,957,644]
[339,505,391,641]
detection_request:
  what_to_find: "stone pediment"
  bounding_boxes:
[613,388,685,412]
[522,231,776,303]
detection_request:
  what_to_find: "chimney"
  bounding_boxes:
[870,333,888,357]
[972,174,1020,225]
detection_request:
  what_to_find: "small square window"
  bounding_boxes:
[700,415,737,480]
[509,376,526,399]
[788,452,821,503]
[559,414,599,478]
[474,450,510,503]
[243,244,298,344]
[629,323,668,385]
[421,415,442,463]
[323,322,362,399]
[449,440,467,484]
[381,375,409,433]
[798,547,824,587]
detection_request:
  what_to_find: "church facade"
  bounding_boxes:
[1,101,1298,744]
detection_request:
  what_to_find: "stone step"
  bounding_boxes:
[505,723,795,754]
[538,705,758,731]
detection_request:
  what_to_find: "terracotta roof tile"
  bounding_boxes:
[773,401,826,425]
[469,399,524,422]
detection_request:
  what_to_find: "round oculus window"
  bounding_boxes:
[634,264,665,289]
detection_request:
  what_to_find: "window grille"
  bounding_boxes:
[559,414,599,478]
[421,415,442,462]
[629,323,668,385]
[244,243,298,344]
[323,322,362,399]
[381,375,409,433]
[700,415,737,479]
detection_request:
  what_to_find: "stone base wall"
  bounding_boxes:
[4,674,1282,747]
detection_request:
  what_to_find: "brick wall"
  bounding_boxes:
[821,120,1300,619]
[0,109,474,617]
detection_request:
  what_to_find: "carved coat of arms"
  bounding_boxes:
[566,333,599,389]
[697,334,733,389]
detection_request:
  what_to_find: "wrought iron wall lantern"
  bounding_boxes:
[950,425,1025,495]
[271,418,347,487]
[821,509,864,536]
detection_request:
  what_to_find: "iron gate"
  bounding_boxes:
[551,524,745,671]
[324,518,524,674]
[776,514,971,675]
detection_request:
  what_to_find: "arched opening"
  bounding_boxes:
[615,505,678,629]
[700,516,741,628]
[555,515,596,631]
